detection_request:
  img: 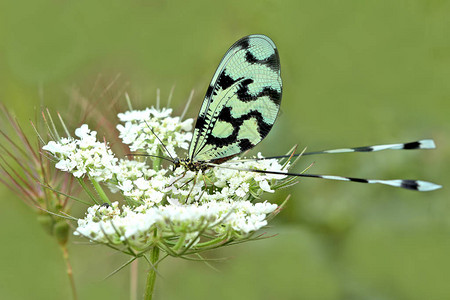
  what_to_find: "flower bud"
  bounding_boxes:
[37,214,54,236]
[54,220,70,246]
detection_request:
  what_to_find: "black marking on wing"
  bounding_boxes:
[348,178,369,183]
[239,139,254,151]
[400,180,419,190]
[203,106,271,150]
[217,106,272,137]
[205,85,214,99]
[245,52,280,72]
[216,72,244,91]
[236,83,282,106]
[239,37,250,50]
[403,141,421,150]
[235,78,254,100]
[194,115,207,132]
[353,146,374,152]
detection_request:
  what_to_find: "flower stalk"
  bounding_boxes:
[144,246,160,300]
[90,177,111,205]
[61,244,78,300]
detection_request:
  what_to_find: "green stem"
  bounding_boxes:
[152,149,162,172]
[77,178,99,204]
[173,233,187,251]
[61,244,78,300]
[194,235,227,248]
[144,246,160,300]
[90,177,111,205]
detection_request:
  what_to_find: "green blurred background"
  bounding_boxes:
[0,0,449,299]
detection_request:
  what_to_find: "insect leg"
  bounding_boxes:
[185,175,198,204]
[170,170,187,186]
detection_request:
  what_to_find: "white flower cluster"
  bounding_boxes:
[213,155,287,195]
[165,156,289,205]
[43,105,291,254]
[74,200,278,249]
[116,107,193,157]
[43,125,118,181]
[111,159,169,205]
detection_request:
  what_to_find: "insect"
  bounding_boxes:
[160,34,441,192]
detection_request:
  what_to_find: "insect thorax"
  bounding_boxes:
[173,158,209,172]
[173,153,239,172]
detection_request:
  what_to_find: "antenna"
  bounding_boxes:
[143,121,176,161]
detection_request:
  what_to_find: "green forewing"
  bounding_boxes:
[188,34,282,163]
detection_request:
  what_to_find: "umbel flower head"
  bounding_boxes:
[43,103,295,258]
